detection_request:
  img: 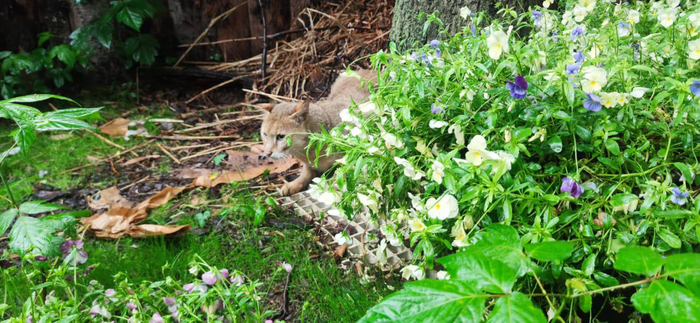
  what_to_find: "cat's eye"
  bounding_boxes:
[262,133,267,138]
[276,134,286,141]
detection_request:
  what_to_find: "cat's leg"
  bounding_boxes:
[281,162,316,196]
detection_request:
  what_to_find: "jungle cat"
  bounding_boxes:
[259,69,375,196]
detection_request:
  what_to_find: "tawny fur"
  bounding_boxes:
[260,70,375,195]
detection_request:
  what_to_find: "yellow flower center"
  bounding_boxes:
[475,152,481,157]
[436,204,441,210]
[590,81,596,85]
[496,44,501,50]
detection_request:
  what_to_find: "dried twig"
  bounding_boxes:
[157,143,181,164]
[175,115,264,134]
[257,0,268,86]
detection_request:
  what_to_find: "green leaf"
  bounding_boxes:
[525,241,573,262]
[48,45,77,68]
[44,107,102,120]
[547,135,563,153]
[579,294,592,313]
[486,292,546,323]
[1,94,78,106]
[124,34,159,66]
[438,253,517,293]
[9,216,56,255]
[116,5,144,31]
[582,254,596,276]
[614,246,665,276]
[604,138,620,155]
[665,254,700,296]
[95,22,114,48]
[468,224,527,276]
[674,163,694,185]
[37,32,52,47]
[574,125,591,142]
[631,280,700,323]
[655,209,693,219]
[213,153,226,166]
[563,80,575,107]
[36,115,93,131]
[657,228,682,249]
[19,201,67,215]
[13,123,37,155]
[610,193,638,207]
[39,213,76,231]
[0,209,19,236]
[358,280,486,323]
[593,272,619,287]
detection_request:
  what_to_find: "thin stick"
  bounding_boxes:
[257,0,268,87]
[186,74,252,104]
[157,143,181,164]
[175,115,264,134]
[170,143,211,151]
[120,175,151,191]
[242,89,298,102]
[179,142,260,162]
[139,135,242,141]
[174,1,248,67]
[85,129,126,150]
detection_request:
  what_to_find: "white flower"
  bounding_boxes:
[358,102,377,115]
[448,124,465,146]
[497,151,516,171]
[380,225,403,247]
[427,195,459,220]
[658,7,677,28]
[581,66,608,93]
[543,0,551,9]
[630,87,650,98]
[431,160,445,184]
[394,157,425,180]
[689,39,700,60]
[436,271,451,280]
[409,192,425,212]
[451,222,469,247]
[350,127,365,138]
[562,11,573,25]
[318,190,341,205]
[334,232,353,246]
[357,192,380,213]
[628,9,640,24]
[689,14,700,35]
[573,5,587,22]
[600,92,619,108]
[616,93,629,106]
[401,265,426,281]
[367,146,380,155]
[461,135,498,166]
[382,132,403,149]
[189,266,199,276]
[429,120,448,129]
[666,0,679,8]
[339,109,360,125]
[415,139,432,156]
[460,7,471,19]
[486,30,509,60]
[409,218,427,232]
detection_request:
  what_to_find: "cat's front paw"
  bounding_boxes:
[281,182,305,196]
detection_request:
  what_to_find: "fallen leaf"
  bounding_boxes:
[86,155,103,163]
[81,186,188,238]
[87,187,133,210]
[334,244,348,258]
[100,118,131,137]
[50,134,72,140]
[121,155,161,166]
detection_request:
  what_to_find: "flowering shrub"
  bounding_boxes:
[311,0,700,321]
[0,253,278,322]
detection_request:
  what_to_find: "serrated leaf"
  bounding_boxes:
[44,107,102,120]
[0,209,19,236]
[36,115,93,131]
[9,216,56,255]
[657,228,682,249]
[631,280,700,323]
[547,135,563,153]
[614,246,664,276]
[470,224,528,276]
[665,254,700,296]
[486,292,546,323]
[39,213,75,231]
[124,34,159,66]
[116,5,144,31]
[525,241,573,262]
[13,123,37,155]
[604,138,620,155]
[48,45,76,68]
[358,280,487,323]
[19,201,67,215]
[439,253,517,293]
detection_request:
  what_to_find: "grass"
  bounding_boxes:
[0,98,394,321]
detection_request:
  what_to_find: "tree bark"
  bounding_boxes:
[389,0,539,51]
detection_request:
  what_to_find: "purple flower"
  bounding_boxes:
[670,187,689,205]
[532,10,543,26]
[183,282,208,293]
[230,274,244,286]
[164,297,178,314]
[690,80,700,97]
[202,271,217,285]
[105,289,116,297]
[126,302,137,312]
[150,313,165,323]
[551,30,559,42]
[429,39,440,48]
[570,26,585,40]
[220,269,229,280]
[573,50,585,63]
[420,53,430,65]
[560,177,584,198]
[583,93,602,112]
[277,261,293,273]
[35,255,47,261]
[26,316,32,323]
[618,22,630,36]
[89,304,110,318]
[431,103,443,114]
[506,76,528,99]
[470,24,476,37]
[61,240,88,265]
[566,63,581,78]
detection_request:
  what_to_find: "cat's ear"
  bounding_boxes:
[290,101,309,123]
[257,103,274,113]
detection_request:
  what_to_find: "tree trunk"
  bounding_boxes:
[389,0,539,51]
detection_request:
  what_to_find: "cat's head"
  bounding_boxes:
[259,101,310,158]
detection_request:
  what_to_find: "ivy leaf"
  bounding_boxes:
[358,280,486,323]
[9,216,56,255]
[525,241,573,262]
[0,209,19,236]
[631,280,700,323]
[438,253,517,293]
[614,246,664,276]
[19,201,67,215]
[604,138,620,155]
[657,228,682,249]
[486,292,546,323]
[665,254,700,296]
[48,45,77,68]
[124,34,159,66]
[116,5,144,31]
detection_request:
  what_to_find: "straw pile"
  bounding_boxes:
[200,0,394,101]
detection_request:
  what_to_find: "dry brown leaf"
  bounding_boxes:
[100,118,131,137]
[81,186,188,238]
[128,224,190,238]
[179,150,299,188]
[50,134,72,140]
[86,155,103,164]
[121,155,161,166]
[334,244,348,258]
[87,187,133,210]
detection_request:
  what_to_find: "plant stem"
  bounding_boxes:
[0,170,18,208]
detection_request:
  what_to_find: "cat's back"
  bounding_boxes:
[327,69,375,103]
